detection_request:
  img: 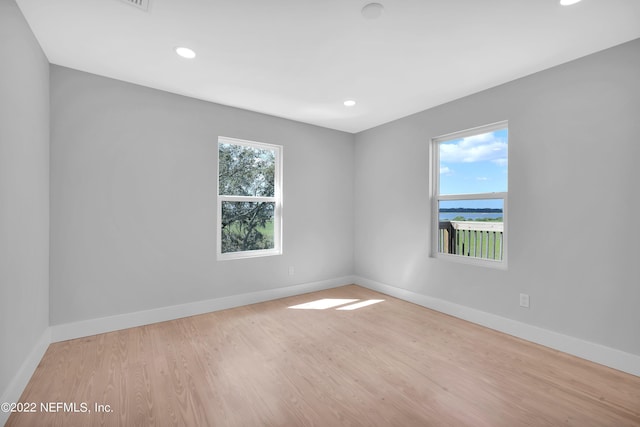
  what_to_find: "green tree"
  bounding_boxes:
[219,143,275,253]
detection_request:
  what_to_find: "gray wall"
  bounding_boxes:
[354,39,640,356]
[0,0,50,396]
[50,66,354,325]
[4,0,638,392]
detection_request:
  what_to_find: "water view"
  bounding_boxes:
[439,211,503,221]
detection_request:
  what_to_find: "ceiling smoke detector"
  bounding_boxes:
[119,0,150,11]
[361,3,384,20]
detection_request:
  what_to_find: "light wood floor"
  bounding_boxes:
[7,285,640,426]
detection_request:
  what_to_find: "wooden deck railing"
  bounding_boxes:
[439,221,504,261]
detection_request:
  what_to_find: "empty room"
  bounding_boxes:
[1,0,639,425]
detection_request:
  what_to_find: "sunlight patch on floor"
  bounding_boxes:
[288,299,358,310]
[336,299,384,310]
[288,298,384,310]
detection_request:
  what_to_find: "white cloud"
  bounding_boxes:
[463,132,494,143]
[440,166,453,175]
[440,132,507,164]
[476,177,489,181]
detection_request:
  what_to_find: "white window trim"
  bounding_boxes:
[430,121,508,269]
[217,136,283,261]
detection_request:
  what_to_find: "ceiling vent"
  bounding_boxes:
[119,0,150,11]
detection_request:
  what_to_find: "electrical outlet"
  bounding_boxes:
[288,266,295,276]
[519,293,530,308]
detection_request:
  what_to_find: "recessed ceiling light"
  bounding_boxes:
[344,100,356,107]
[560,0,582,5]
[175,47,196,59]
[361,3,384,20]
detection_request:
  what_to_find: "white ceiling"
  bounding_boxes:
[16,0,640,133]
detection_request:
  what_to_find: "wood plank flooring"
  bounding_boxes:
[7,285,640,426]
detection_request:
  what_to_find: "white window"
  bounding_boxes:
[217,137,282,260]
[430,121,508,268]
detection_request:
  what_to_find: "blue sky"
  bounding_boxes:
[440,128,508,194]
[439,128,507,210]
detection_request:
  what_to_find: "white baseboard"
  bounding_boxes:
[0,328,51,426]
[354,275,640,378]
[51,276,355,343]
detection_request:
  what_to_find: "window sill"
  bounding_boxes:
[217,248,282,261]
[432,252,508,270]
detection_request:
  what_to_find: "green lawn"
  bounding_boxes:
[223,220,274,252]
[256,221,274,239]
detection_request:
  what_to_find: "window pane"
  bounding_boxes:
[439,128,508,195]
[438,199,504,261]
[219,143,275,197]
[221,201,275,253]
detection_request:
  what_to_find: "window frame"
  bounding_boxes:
[430,121,508,269]
[217,136,283,261]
